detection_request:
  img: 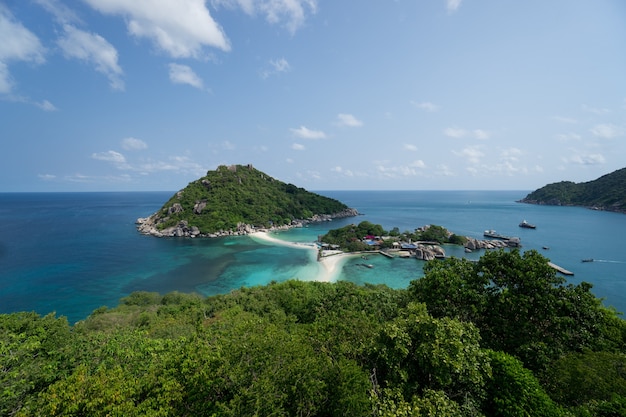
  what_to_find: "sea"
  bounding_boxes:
[1,191,625,324]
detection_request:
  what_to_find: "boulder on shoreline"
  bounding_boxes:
[414,244,446,261]
[464,237,514,251]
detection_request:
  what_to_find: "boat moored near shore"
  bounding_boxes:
[519,220,536,229]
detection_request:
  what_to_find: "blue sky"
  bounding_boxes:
[1,0,625,192]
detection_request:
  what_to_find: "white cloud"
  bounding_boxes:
[132,156,205,176]
[411,101,440,112]
[404,144,418,152]
[331,166,354,177]
[582,104,610,115]
[290,126,327,139]
[38,173,57,180]
[590,123,623,139]
[34,0,81,24]
[500,147,522,161]
[553,115,578,124]
[556,132,582,142]
[436,164,455,177]
[569,153,606,165]
[473,129,490,140]
[212,0,317,34]
[36,100,58,111]
[58,24,124,90]
[221,140,236,150]
[446,0,462,12]
[444,127,489,140]
[93,151,126,164]
[261,57,291,78]
[83,0,230,58]
[335,113,363,127]
[292,143,306,151]
[0,6,46,93]
[92,150,126,164]
[411,160,426,168]
[376,164,425,179]
[121,137,148,150]
[443,127,467,138]
[168,63,204,89]
[453,146,484,164]
[0,62,10,93]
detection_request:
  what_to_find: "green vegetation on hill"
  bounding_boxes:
[520,167,626,213]
[150,164,351,233]
[4,249,626,416]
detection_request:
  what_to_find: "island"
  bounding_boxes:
[518,167,626,214]
[137,164,358,238]
[318,221,517,261]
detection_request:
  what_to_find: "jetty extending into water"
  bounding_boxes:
[548,262,574,276]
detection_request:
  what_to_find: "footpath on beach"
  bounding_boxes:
[248,231,358,282]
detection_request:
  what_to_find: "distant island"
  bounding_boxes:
[137,164,358,238]
[519,167,626,214]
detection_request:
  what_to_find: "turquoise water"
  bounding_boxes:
[1,191,624,323]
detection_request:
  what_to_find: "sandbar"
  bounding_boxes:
[249,231,355,282]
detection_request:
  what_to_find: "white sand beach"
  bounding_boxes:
[249,231,353,282]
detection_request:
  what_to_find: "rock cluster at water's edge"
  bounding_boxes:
[136,208,360,238]
[464,237,516,251]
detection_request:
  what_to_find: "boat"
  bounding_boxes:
[484,230,511,240]
[581,258,594,263]
[519,220,536,229]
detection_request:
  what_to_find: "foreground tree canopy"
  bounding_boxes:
[2,250,626,416]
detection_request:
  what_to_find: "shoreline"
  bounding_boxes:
[249,231,357,282]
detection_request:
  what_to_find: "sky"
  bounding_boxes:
[1,0,625,192]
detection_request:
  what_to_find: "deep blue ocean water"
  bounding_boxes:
[1,191,625,323]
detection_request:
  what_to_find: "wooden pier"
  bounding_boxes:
[379,250,396,259]
[548,262,574,276]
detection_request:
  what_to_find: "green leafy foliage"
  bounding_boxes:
[2,250,626,416]
[520,167,626,213]
[375,303,490,413]
[321,222,462,252]
[152,164,351,233]
[321,221,387,251]
[409,249,626,373]
[544,351,626,407]
[484,350,563,416]
[0,312,71,416]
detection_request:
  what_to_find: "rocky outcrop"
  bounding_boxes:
[167,203,183,215]
[464,237,517,251]
[136,208,360,239]
[193,201,207,214]
[414,244,446,261]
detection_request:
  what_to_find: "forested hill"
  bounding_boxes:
[519,167,626,213]
[137,164,356,237]
[4,250,626,416]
